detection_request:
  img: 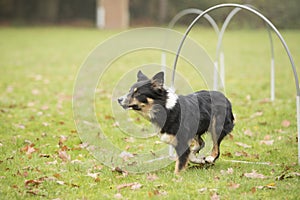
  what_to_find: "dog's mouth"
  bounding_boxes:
[128,104,141,111]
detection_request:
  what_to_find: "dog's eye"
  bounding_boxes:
[134,91,140,96]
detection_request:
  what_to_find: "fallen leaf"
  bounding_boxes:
[26,190,39,196]
[131,183,142,190]
[257,182,276,190]
[228,182,240,189]
[260,140,274,145]
[112,167,128,177]
[250,111,263,119]
[222,151,233,158]
[31,89,40,95]
[25,179,43,188]
[39,154,50,158]
[210,192,220,200]
[291,172,300,177]
[147,173,159,181]
[112,121,120,127]
[124,137,135,143]
[86,172,100,179]
[41,105,49,110]
[58,150,70,162]
[244,129,254,137]
[119,151,134,161]
[264,135,271,140]
[281,120,291,127]
[114,193,123,199]
[56,180,65,185]
[259,98,270,104]
[78,142,89,149]
[71,159,82,164]
[235,151,249,157]
[42,122,49,127]
[148,189,168,197]
[59,135,68,146]
[16,124,26,129]
[198,187,207,193]
[46,160,58,165]
[244,170,266,179]
[235,142,252,148]
[21,144,38,156]
[220,168,234,175]
[117,182,142,191]
[6,85,13,93]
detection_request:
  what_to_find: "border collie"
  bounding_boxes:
[118,71,234,174]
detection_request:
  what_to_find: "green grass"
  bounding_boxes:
[0,26,300,199]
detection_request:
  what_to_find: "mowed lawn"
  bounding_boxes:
[0,27,300,199]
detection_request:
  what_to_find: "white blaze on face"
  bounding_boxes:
[166,88,178,109]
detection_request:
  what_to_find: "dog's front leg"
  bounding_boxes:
[174,143,190,174]
[160,133,177,146]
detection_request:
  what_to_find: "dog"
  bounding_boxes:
[118,71,234,174]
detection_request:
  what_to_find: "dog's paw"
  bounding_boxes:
[189,153,205,164]
[204,156,215,163]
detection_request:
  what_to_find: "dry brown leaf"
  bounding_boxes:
[114,193,123,199]
[56,180,65,185]
[86,172,100,179]
[244,170,266,179]
[210,192,220,200]
[117,182,142,191]
[58,150,70,162]
[46,160,58,165]
[281,120,291,127]
[124,137,135,143]
[59,135,68,146]
[25,179,43,188]
[21,144,38,155]
[198,187,207,193]
[250,111,263,118]
[260,140,274,146]
[235,142,252,148]
[119,151,134,161]
[257,182,276,190]
[147,173,159,181]
[221,168,234,175]
[244,129,254,137]
[228,182,240,189]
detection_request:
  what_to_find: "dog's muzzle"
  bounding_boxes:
[118,96,128,109]
[118,96,141,111]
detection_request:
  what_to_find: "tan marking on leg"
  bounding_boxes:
[205,116,219,163]
[174,158,179,175]
[160,134,177,146]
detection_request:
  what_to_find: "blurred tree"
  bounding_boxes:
[0,0,299,28]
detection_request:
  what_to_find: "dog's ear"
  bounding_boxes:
[151,71,164,89]
[137,70,149,82]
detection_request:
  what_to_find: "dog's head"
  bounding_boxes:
[118,71,177,118]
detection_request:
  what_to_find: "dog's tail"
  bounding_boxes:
[225,99,235,133]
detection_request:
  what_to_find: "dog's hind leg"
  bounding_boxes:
[191,135,205,153]
[189,136,206,164]
[205,116,221,163]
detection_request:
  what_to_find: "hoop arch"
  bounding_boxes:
[162,8,222,90]
[172,3,300,165]
[216,5,275,101]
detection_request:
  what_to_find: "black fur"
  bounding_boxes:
[118,71,234,173]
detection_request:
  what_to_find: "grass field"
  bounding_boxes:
[0,26,300,199]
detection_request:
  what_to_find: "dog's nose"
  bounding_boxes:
[118,97,123,104]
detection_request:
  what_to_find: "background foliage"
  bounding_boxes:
[0,0,299,28]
